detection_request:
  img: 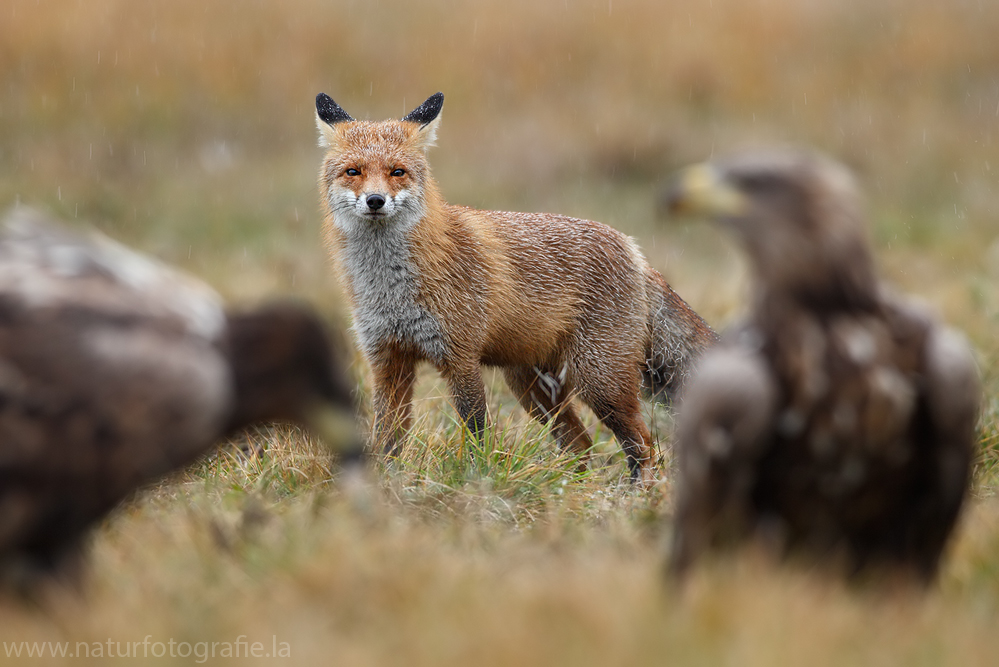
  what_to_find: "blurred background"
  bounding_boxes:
[4,0,998,348]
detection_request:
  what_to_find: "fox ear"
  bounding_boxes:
[403,93,444,126]
[403,92,444,149]
[315,93,354,148]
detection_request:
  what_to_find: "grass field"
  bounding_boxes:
[2,0,999,663]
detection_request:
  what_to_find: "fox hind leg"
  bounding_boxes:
[503,365,593,469]
[575,368,655,486]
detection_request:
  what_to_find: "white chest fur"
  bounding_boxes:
[336,217,447,363]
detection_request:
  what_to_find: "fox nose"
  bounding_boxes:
[366,194,386,211]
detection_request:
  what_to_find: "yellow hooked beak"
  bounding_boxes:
[663,163,748,218]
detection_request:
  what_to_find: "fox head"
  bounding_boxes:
[316,93,443,233]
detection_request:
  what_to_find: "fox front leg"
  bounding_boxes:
[369,350,418,457]
[442,362,488,440]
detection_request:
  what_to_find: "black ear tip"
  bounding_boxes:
[316,93,354,125]
[428,92,444,113]
[402,92,445,126]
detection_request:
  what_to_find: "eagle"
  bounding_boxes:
[0,208,361,590]
[663,149,980,582]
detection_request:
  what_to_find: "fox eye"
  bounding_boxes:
[345,168,361,177]
[390,168,406,177]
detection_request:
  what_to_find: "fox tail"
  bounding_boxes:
[642,269,718,404]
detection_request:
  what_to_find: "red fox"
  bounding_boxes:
[315,92,716,483]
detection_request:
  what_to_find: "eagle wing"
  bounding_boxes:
[670,341,778,573]
[0,209,232,564]
[905,322,980,576]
